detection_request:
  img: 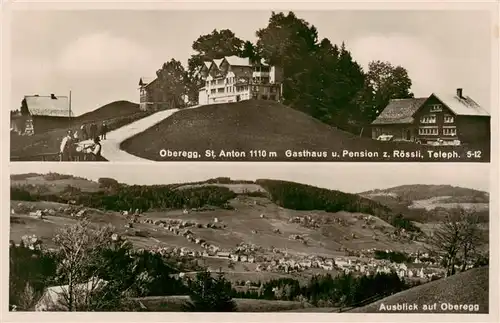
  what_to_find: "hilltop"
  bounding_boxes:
[76,100,140,122]
[350,266,489,313]
[10,101,149,161]
[360,184,489,203]
[120,100,477,162]
[360,184,490,224]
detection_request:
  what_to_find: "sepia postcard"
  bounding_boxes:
[6,7,496,162]
[1,1,499,323]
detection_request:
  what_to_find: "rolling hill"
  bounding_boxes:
[360,184,489,223]
[120,100,486,162]
[10,101,149,160]
[76,100,140,122]
[349,266,489,313]
[10,173,433,262]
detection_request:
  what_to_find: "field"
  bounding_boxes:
[120,100,489,162]
[11,174,101,193]
[360,184,490,223]
[131,295,313,312]
[408,196,489,211]
[10,191,424,272]
[10,101,150,160]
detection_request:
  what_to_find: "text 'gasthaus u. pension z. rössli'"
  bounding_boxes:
[158,148,483,160]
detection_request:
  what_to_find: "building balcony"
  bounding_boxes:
[252,71,270,78]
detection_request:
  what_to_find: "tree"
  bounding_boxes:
[52,220,129,311]
[182,271,237,312]
[426,208,486,276]
[458,211,485,271]
[241,41,261,64]
[9,243,58,309]
[362,60,414,122]
[256,11,318,68]
[156,59,188,110]
[98,177,119,189]
[187,29,245,73]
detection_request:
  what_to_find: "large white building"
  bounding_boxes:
[195,56,284,105]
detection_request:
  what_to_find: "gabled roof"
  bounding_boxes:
[24,95,73,118]
[203,61,212,69]
[430,92,489,117]
[139,77,156,87]
[213,58,224,68]
[371,98,427,125]
[224,55,252,67]
[372,91,490,125]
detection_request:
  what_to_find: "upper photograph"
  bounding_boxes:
[9,9,493,162]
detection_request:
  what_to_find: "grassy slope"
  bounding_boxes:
[360,184,489,202]
[359,184,490,223]
[121,100,489,162]
[349,266,489,313]
[11,173,101,193]
[131,295,313,312]
[10,174,425,262]
[76,100,140,122]
[10,101,145,159]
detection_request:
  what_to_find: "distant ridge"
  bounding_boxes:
[76,100,139,122]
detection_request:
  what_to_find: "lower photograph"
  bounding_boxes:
[7,162,491,314]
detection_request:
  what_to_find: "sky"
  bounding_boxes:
[9,162,490,193]
[10,9,493,116]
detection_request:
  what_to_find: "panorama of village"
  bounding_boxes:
[9,172,490,313]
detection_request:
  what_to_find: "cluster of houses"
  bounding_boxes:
[138,55,284,111]
[12,203,88,220]
[136,216,227,254]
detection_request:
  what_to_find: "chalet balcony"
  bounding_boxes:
[252,71,270,78]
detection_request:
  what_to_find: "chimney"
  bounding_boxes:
[456,88,463,98]
[50,93,57,99]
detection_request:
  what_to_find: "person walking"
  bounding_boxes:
[90,122,97,140]
[80,124,88,140]
[101,121,108,140]
[59,130,73,161]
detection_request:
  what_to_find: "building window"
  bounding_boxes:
[442,126,457,136]
[418,127,438,136]
[430,104,443,112]
[211,89,216,94]
[269,94,276,101]
[444,115,454,123]
[420,114,436,124]
[217,88,224,93]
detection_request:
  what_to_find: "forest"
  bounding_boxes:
[11,176,420,231]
